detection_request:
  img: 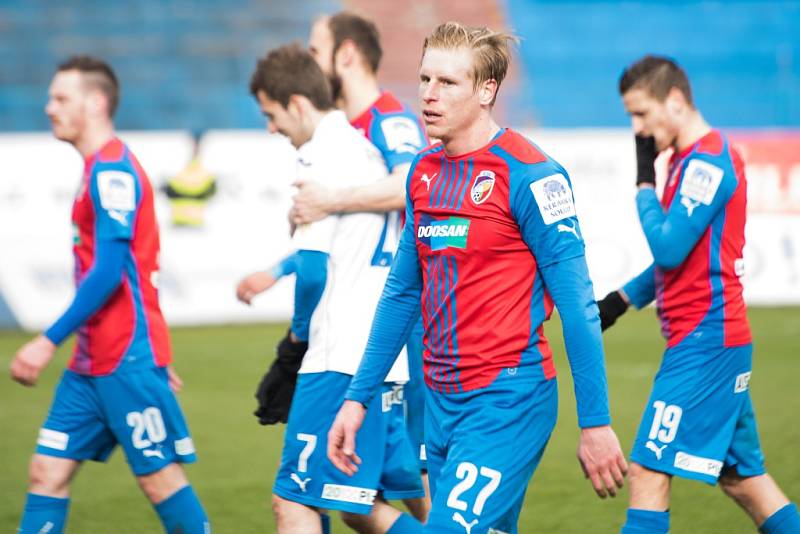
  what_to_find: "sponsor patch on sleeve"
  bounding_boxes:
[679,159,723,205]
[529,174,576,225]
[380,116,423,154]
[97,170,136,211]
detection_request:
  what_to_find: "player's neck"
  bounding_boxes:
[340,71,382,122]
[74,122,115,160]
[675,111,711,153]
[442,115,501,158]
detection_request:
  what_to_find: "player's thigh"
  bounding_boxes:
[425,377,557,534]
[724,392,766,478]
[378,383,425,501]
[95,367,197,477]
[630,343,753,484]
[273,371,389,515]
[35,370,117,464]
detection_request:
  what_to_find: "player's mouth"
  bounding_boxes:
[422,109,443,124]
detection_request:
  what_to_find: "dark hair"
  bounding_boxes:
[618,55,693,106]
[57,55,120,116]
[249,43,334,110]
[328,12,382,73]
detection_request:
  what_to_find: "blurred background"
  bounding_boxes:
[0,2,798,532]
[1,0,798,331]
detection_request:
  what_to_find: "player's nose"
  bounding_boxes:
[631,117,646,136]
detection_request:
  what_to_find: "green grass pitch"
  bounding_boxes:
[1,308,798,532]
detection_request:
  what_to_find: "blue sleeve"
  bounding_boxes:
[510,160,609,427]
[509,161,585,267]
[44,239,128,345]
[622,263,656,309]
[91,163,141,241]
[372,112,426,171]
[637,156,735,270]
[542,257,610,427]
[346,193,422,405]
[290,250,328,342]
[270,252,299,279]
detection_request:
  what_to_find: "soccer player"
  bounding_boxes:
[248,44,424,534]
[304,11,431,521]
[9,56,209,534]
[328,22,627,533]
[596,55,800,534]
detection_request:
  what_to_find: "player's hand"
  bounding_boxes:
[597,290,630,331]
[635,135,657,187]
[327,400,366,476]
[253,331,307,425]
[10,335,57,386]
[291,179,336,225]
[236,271,277,305]
[167,366,183,393]
[577,425,628,498]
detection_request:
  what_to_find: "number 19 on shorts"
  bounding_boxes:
[648,400,682,443]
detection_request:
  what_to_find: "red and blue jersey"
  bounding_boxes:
[347,129,609,428]
[350,91,426,173]
[409,130,585,391]
[67,138,171,375]
[624,130,751,348]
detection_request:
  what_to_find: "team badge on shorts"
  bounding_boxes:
[470,170,496,205]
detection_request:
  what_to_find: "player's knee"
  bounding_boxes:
[28,455,72,496]
[719,471,749,501]
[628,463,669,496]
[340,511,370,531]
[138,463,189,504]
[271,493,293,522]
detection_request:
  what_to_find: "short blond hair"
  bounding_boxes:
[422,21,518,100]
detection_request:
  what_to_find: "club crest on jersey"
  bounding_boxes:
[470,170,496,205]
[417,214,470,251]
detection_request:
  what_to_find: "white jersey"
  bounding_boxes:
[293,111,408,382]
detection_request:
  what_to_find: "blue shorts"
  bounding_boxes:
[424,367,557,534]
[630,343,765,485]
[273,372,424,514]
[36,368,197,476]
[404,319,426,471]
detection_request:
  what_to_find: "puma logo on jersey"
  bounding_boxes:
[421,172,438,191]
[556,220,580,239]
[646,440,667,460]
[108,209,129,226]
[143,448,165,459]
[290,473,312,492]
[452,512,479,534]
[681,196,701,217]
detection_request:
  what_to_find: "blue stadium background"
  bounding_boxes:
[1,0,798,131]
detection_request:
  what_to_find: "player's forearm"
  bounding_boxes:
[621,263,656,309]
[331,166,407,214]
[541,256,611,428]
[636,188,697,269]
[346,239,422,405]
[290,250,328,342]
[44,239,127,345]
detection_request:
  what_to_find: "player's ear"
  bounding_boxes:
[478,78,498,107]
[336,39,356,68]
[666,87,685,115]
[85,89,107,118]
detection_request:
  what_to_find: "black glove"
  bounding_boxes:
[254,330,308,425]
[597,290,629,331]
[635,135,657,187]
